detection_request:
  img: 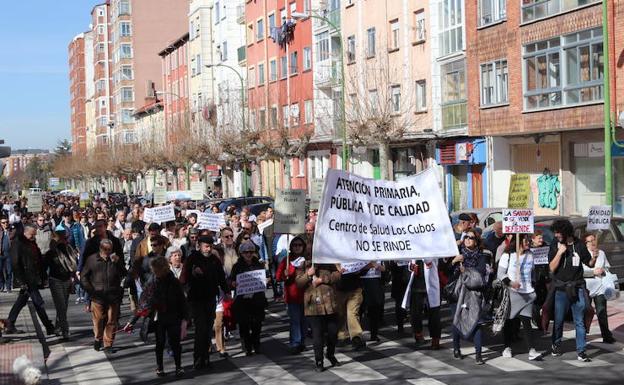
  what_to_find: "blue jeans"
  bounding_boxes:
[287,303,306,348]
[552,289,586,353]
[0,255,12,290]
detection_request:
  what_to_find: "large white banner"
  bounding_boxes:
[198,212,226,231]
[312,168,458,263]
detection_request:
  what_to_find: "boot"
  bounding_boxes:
[431,337,440,350]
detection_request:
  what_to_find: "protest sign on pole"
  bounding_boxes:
[274,189,306,234]
[587,205,612,231]
[190,181,204,200]
[27,192,43,213]
[502,209,534,234]
[79,192,91,209]
[153,187,167,205]
[309,179,325,210]
[508,174,531,209]
[198,212,226,231]
[312,168,459,263]
[150,204,175,224]
[143,207,153,223]
[235,269,267,296]
[531,246,550,265]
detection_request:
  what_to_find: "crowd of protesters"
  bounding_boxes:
[0,191,619,376]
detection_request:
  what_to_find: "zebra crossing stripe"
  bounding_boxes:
[407,378,448,385]
[234,354,307,385]
[64,345,122,385]
[458,346,542,372]
[375,341,466,376]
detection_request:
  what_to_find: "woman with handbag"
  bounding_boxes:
[497,234,541,360]
[449,230,490,365]
[582,233,616,343]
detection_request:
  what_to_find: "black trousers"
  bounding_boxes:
[410,291,441,338]
[238,311,264,352]
[362,279,384,338]
[155,319,182,370]
[307,314,338,364]
[8,286,53,329]
[190,301,216,363]
[49,277,72,334]
[394,298,407,328]
[593,295,613,340]
[503,316,533,350]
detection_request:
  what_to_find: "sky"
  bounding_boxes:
[0,1,102,151]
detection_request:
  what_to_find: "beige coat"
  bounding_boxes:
[295,262,341,316]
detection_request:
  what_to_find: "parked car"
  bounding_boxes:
[217,196,274,214]
[450,208,506,230]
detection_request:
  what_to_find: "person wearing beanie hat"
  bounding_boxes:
[276,235,308,354]
[229,240,268,356]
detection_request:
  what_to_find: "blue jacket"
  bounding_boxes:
[70,222,85,251]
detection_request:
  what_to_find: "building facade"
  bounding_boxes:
[90,2,114,151]
[68,34,88,157]
[2,150,50,179]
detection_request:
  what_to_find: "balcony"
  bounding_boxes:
[236,5,245,24]
[314,60,341,88]
[313,8,340,32]
[237,46,246,66]
[441,101,467,130]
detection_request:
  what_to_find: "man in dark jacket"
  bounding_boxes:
[81,239,127,352]
[181,236,229,370]
[5,224,55,335]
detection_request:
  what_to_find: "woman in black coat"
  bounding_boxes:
[229,240,268,356]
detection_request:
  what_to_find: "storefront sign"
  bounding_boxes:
[531,246,550,265]
[503,209,534,234]
[198,212,226,231]
[588,142,605,158]
[587,205,612,231]
[508,174,531,209]
[235,269,267,296]
[274,189,306,234]
[312,168,458,263]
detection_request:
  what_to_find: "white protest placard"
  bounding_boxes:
[312,168,459,263]
[27,192,43,213]
[362,262,382,279]
[502,209,534,234]
[143,207,154,223]
[341,261,369,274]
[150,204,175,224]
[153,187,167,205]
[198,212,226,231]
[257,218,274,235]
[235,269,267,296]
[190,181,204,201]
[100,192,108,200]
[309,179,325,210]
[587,205,612,231]
[531,246,550,265]
[274,189,306,234]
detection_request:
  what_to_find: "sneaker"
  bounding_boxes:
[475,353,485,365]
[528,348,542,361]
[156,368,166,377]
[175,368,185,377]
[502,347,512,358]
[577,351,591,362]
[551,344,562,357]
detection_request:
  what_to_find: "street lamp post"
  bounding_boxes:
[291,10,348,171]
[205,63,249,196]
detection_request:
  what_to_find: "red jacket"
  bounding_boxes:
[276,255,304,304]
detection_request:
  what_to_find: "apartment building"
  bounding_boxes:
[68,33,89,157]
[2,150,50,179]
[83,31,97,154]
[466,0,624,215]
[159,34,190,147]
[90,2,114,150]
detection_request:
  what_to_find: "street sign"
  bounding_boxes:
[508,174,531,209]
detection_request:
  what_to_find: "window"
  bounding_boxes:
[480,60,508,106]
[122,131,137,144]
[268,13,276,31]
[190,21,195,39]
[270,59,278,81]
[120,44,132,59]
[524,28,603,109]
[304,100,313,124]
[121,87,133,102]
[120,21,131,37]
[258,62,265,85]
[248,66,255,88]
[270,106,278,127]
[415,80,427,111]
[98,25,105,35]
[478,0,506,26]
[290,51,298,74]
[280,8,287,25]
[441,59,467,129]
[389,20,400,51]
[303,0,312,13]
[367,28,376,57]
[280,56,288,78]
[119,0,130,16]
[414,10,426,42]
[439,0,463,57]
[390,85,401,113]
[282,105,290,127]
[196,54,202,73]
[121,66,133,80]
[368,90,379,114]
[220,42,227,61]
[303,47,312,71]
[290,2,297,15]
[121,109,134,124]
[215,1,221,21]
[522,0,600,23]
[257,18,265,41]
[347,35,356,63]
[259,109,267,129]
[317,31,330,62]
[291,103,300,126]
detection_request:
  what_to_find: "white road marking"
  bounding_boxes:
[407,378,448,385]
[64,345,122,385]
[376,341,466,376]
[234,354,307,385]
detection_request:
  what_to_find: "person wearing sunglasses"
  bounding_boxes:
[449,230,491,365]
[220,227,238,277]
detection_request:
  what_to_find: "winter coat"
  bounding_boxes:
[35,224,53,255]
[230,258,268,319]
[295,262,341,316]
[80,253,127,305]
[453,267,487,338]
[140,271,189,323]
[11,234,46,288]
[540,278,594,332]
[78,231,124,272]
[45,240,77,281]
[276,254,305,304]
[181,250,228,303]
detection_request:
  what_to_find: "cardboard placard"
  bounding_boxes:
[274,189,306,234]
[531,246,550,265]
[198,212,226,231]
[341,261,369,274]
[27,192,43,213]
[191,181,204,201]
[149,204,175,224]
[587,205,612,231]
[508,174,531,209]
[235,269,267,296]
[503,209,534,234]
[309,179,325,210]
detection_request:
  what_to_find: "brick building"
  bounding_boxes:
[466,0,624,215]
[68,33,89,157]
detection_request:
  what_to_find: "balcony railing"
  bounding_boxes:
[314,60,341,88]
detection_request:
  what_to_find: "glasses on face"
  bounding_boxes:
[464,236,477,241]
[243,237,250,240]
[223,235,233,238]
[0,221,8,225]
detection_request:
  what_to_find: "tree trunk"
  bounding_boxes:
[254,162,263,196]
[283,157,292,190]
[379,141,390,181]
[173,169,179,190]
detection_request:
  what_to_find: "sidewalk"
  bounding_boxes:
[0,291,46,385]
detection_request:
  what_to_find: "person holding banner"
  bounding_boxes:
[229,241,268,356]
[449,230,490,365]
[335,263,367,350]
[360,261,386,343]
[407,259,441,350]
[582,233,616,344]
[295,261,342,372]
[497,234,541,361]
[389,261,410,334]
